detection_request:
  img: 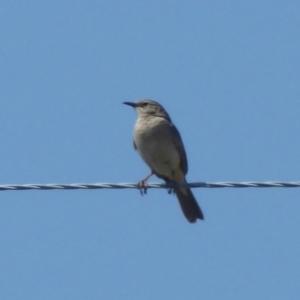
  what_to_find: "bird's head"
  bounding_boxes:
[123,99,171,120]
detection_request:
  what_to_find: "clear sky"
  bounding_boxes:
[1,1,300,299]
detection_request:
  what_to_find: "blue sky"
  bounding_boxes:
[1,1,300,299]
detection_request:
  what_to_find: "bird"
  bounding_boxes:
[123,99,204,223]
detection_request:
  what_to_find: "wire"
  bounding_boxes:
[0,181,300,191]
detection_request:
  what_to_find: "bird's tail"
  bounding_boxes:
[174,184,204,223]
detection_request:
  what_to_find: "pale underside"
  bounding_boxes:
[133,116,188,183]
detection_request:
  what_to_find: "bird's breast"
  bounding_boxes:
[133,117,181,178]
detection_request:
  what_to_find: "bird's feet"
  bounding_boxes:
[165,180,176,195]
[137,179,149,195]
[137,172,154,196]
[167,187,174,195]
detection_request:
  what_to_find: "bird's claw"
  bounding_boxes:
[167,187,176,196]
[167,187,173,194]
[165,181,175,195]
[137,180,148,196]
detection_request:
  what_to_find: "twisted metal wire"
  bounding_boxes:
[0,181,300,191]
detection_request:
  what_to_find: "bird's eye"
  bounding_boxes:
[142,102,149,108]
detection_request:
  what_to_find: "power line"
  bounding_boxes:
[0,181,300,191]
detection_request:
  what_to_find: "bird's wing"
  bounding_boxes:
[133,140,137,150]
[170,123,188,175]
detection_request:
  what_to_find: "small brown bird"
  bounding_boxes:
[123,99,204,223]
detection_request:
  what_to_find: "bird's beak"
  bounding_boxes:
[123,102,137,108]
